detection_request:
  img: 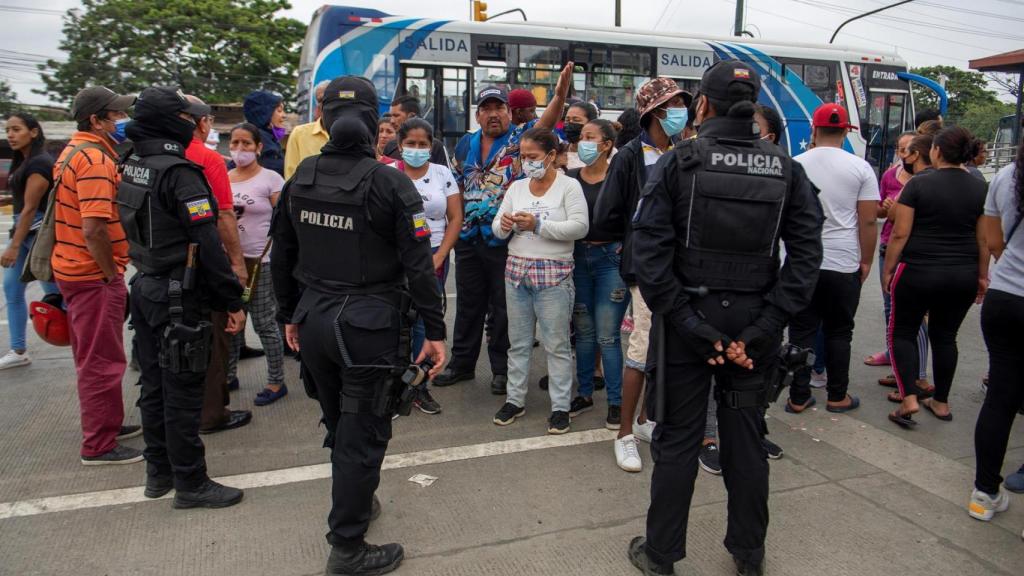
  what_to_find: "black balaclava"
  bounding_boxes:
[126,96,195,147]
[320,76,380,154]
[322,116,375,158]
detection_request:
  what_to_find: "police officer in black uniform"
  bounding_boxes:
[626,62,824,576]
[119,86,248,508]
[271,76,446,576]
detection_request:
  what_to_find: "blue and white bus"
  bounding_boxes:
[298,5,932,173]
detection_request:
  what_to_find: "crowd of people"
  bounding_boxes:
[1,61,1023,562]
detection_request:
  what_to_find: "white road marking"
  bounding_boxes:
[0,428,616,521]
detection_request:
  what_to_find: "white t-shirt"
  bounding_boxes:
[491,172,589,260]
[795,147,880,273]
[985,163,1024,298]
[396,162,459,248]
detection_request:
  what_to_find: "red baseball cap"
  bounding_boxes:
[812,103,857,130]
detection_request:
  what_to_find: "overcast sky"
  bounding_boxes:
[1,0,1020,105]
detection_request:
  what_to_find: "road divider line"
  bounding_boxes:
[0,428,616,521]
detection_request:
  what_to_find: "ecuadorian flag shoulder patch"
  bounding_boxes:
[186,198,213,222]
[412,212,430,239]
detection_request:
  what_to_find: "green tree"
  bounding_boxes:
[910,65,999,124]
[37,0,306,106]
[0,79,17,116]
[958,100,1015,143]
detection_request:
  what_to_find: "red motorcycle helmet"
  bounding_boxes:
[30,292,70,347]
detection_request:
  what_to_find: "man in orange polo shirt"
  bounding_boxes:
[53,86,142,465]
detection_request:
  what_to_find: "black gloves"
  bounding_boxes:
[736,305,787,359]
[672,306,729,363]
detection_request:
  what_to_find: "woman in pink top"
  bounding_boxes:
[225,123,288,406]
[866,131,930,393]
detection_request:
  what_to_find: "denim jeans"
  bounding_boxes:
[505,274,574,413]
[880,246,928,378]
[572,242,629,406]
[3,214,60,351]
[411,246,449,359]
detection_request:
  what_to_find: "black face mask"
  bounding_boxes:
[902,155,915,175]
[563,122,583,144]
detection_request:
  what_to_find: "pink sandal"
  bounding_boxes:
[863,351,890,366]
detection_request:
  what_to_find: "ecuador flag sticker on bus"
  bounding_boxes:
[412,212,431,239]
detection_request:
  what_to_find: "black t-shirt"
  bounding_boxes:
[8,153,54,216]
[899,168,987,266]
[568,168,616,242]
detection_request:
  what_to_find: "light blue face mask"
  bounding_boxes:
[658,107,688,137]
[577,141,602,166]
[109,117,130,144]
[401,147,431,168]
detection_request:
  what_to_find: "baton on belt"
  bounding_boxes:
[653,285,709,424]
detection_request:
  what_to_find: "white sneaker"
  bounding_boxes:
[0,350,31,370]
[634,419,656,443]
[810,370,827,388]
[969,488,1010,521]
[615,434,642,472]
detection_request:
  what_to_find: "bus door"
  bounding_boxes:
[849,64,910,178]
[400,65,470,152]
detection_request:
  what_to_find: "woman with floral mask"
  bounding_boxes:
[395,118,463,416]
[492,127,589,434]
[226,123,287,406]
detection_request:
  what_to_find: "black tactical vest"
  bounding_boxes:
[116,140,204,274]
[674,137,792,293]
[288,155,403,293]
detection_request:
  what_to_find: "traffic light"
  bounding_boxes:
[473,0,488,21]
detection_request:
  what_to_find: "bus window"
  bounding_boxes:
[780,58,840,104]
[475,63,509,96]
[514,44,563,106]
[574,46,652,110]
[442,67,470,137]
[403,67,435,120]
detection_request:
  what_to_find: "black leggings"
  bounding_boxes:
[888,262,976,403]
[975,289,1024,494]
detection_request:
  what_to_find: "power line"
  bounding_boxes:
[786,0,1024,43]
[737,0,981,64]
[0,5,65,16]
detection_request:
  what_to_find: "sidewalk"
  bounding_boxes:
[0,264,1022,575]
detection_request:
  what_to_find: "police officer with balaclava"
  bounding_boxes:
[626,61,823,576]
[118,86,248,509]
[271,76,446,576]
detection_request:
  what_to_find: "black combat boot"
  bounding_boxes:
[325,542,404,576]
[734,556,765,576]
[628,537,675,575]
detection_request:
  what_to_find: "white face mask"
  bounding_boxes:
[523,155,549,180]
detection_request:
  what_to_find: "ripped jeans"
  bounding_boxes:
[572,242,630,406]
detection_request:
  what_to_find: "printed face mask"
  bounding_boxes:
[523,157,549,179]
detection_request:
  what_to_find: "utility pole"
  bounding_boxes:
[734,0,745,37]
[615,0,621,27]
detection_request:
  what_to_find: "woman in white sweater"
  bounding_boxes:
[491,127,589,434]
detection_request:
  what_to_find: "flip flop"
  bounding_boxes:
[922,399,953,422]
[864,352,891,366]
[826,395,860,413]
[784,396,817,414]
[888,409,917,428]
